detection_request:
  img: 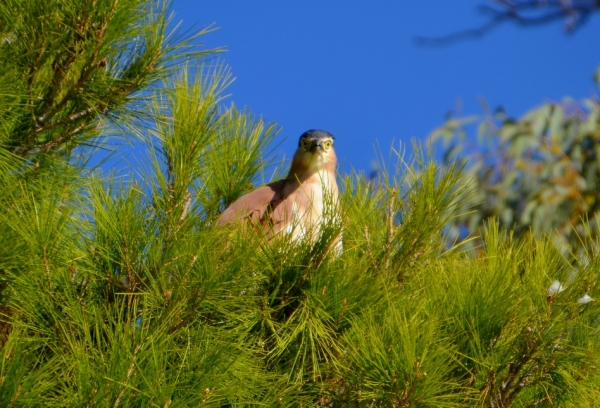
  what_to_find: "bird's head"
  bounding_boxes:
[289,129,337,178]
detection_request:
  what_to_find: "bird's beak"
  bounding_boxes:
[310,139,323,153]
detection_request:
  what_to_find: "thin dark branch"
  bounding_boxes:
[415,15,508,46]
[415,1,600,47]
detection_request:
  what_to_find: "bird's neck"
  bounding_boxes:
[287,160,337,184]
[284,163,338,203]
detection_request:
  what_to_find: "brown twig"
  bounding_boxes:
[179,191,192,222]
[42,244,52,290]
[113,344,141,408]
[6,384,22,408]
[363,225,378,270]
[384,188,396,274]
[314,228,343,269]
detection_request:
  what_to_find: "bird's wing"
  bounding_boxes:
[216,180,292,230]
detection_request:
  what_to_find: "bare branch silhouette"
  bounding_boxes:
[416,0,600,47]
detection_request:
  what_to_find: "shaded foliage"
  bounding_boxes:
[432,84,600,253]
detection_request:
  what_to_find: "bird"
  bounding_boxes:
[216,129,341,247]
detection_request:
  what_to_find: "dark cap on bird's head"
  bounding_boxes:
[298,129,334,146]
[292,129,337,174]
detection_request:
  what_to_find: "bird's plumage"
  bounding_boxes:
[217,130,340,243]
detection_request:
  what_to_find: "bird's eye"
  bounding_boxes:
[323,141,332,149]
[302,139,310,149]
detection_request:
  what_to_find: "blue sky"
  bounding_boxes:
[170,1,600,174]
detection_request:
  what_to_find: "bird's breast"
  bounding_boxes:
[283,170,338,241]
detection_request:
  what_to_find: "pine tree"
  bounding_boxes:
[2,1,600,406]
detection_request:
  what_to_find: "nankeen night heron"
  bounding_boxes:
[217,129,341,248]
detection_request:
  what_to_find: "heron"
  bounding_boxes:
[217,129,341,248]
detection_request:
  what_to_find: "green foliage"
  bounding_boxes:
[2,0,600,406]
[5,112,600,405]
[432,95,600,252]
[0,0,214,161]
